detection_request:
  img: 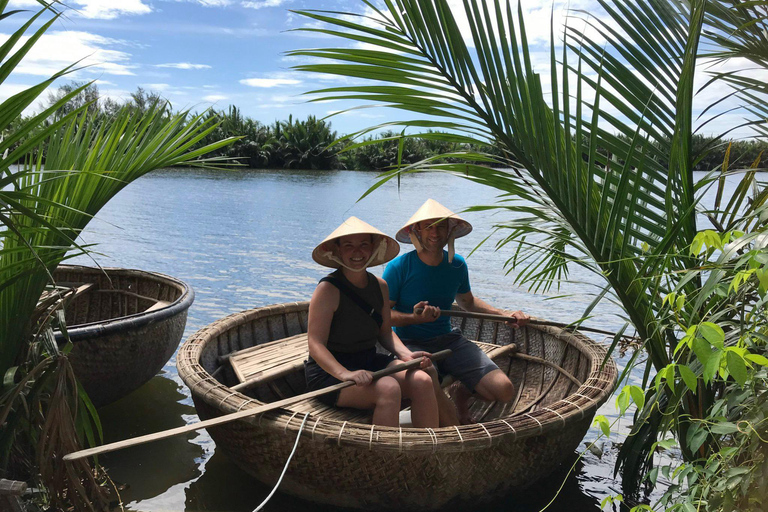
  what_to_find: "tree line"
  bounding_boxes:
[27,81,768,173]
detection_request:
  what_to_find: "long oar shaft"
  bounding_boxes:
[416,308,624,338]
[63,349,451,462]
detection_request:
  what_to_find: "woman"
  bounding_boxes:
[306,216,439,427]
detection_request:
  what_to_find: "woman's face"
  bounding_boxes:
[336,234,374,270]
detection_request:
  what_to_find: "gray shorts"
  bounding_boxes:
[402,329,499,392]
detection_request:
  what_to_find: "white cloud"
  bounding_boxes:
[11,0,153,19]
[155,62,212,70]
[142,83,171,91]
[0,30,136,76]
[203,94,229,102]
[240,77,301,87]
[242,0,288,9]
[196,0,234,6]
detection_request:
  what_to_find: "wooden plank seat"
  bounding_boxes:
[225,333,517,424]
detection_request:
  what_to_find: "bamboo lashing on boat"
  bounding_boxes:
[414,308,626,338]
[63,349,452,462]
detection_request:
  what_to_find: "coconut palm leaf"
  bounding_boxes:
[291,0,722,493]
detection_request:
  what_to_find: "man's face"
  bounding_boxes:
[416,219,449,252]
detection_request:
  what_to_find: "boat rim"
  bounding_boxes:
[54,264,195,342]
[178,302,618,450]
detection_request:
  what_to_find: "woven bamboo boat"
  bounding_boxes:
[53,265,194,407]
[178,302,617,509]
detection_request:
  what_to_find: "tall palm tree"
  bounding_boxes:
[289,0,767,493]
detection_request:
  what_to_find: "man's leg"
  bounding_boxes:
[450,371,515,424]
[473,369,515,403]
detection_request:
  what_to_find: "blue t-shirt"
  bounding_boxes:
[383,250,471,340]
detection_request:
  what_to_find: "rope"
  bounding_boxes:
[252,412,310,512]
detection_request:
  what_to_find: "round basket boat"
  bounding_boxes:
[53,265,194,407]
[178,302,617,510]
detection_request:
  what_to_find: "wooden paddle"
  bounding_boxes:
[63,349,452,462]
[414,308,624,338]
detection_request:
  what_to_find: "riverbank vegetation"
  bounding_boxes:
[0,2,235,510]
[20,80,768,174]
[291,1,768,511]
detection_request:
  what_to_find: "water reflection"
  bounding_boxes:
[97,372,203,507]
[184,450,601,512]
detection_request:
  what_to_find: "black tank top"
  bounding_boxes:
[325,270,383,353]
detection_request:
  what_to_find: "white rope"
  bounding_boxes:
[337,421,348,447]
[453,425,465,452]
[252,412,310,512]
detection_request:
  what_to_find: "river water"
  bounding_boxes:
[70,167,737,512]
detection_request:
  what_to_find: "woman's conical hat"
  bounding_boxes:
[395,199,472,244]
[312,216,400,269]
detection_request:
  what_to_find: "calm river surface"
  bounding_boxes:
[70,168,736,512]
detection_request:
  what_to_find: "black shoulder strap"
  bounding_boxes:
[320,275,383,328]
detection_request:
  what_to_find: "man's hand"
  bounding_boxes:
[413,300,441,324]
[507,310,530,329]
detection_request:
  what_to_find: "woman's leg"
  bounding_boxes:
[423,366,460,426]
[336,376,401,427]
[388,364,439,428]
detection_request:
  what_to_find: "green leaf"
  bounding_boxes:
[745,353,768,366]
[709,422,739,435]
[726,351,748,387]
[687,423,708,454]
[617,386,631,415]
[593,415,611,438]
[678,364,698,392]
[700,322,725,349]
[692,336,713,367]
[629,385,645,410]
[703,350,722,384]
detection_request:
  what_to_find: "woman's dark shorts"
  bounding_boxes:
[402,329,499,392]
[305,347,396,407]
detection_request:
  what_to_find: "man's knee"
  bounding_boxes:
[477,371,514,402]
[494,379,515,403]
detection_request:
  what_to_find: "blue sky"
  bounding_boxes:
[0,0,762,138]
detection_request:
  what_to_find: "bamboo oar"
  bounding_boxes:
[415,308,627,338]
[63,349,452,462]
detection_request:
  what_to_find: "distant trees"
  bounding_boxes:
[23,81,768,172]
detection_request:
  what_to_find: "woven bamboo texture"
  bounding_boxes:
[54,265,194,407]
[177,302,617,509]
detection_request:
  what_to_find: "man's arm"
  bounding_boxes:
[455,291,529,326]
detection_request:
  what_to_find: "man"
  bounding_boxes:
[382,199,529,424]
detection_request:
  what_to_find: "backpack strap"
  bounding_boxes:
[320,275,383,328]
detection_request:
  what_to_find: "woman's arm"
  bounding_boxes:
[308,282,372,386]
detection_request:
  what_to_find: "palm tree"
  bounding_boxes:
[288,0,767,495]
[0,2,236,508]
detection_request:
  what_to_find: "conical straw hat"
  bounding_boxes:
[395,199,472,244]
[312,216,400,269]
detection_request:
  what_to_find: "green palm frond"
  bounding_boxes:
[290,0,743,493]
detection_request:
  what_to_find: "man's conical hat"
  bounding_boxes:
[395,199,472,244]
[312,216,400,269]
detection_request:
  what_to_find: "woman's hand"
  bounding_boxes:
[399,350,433,369]
[339,369,373,386]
